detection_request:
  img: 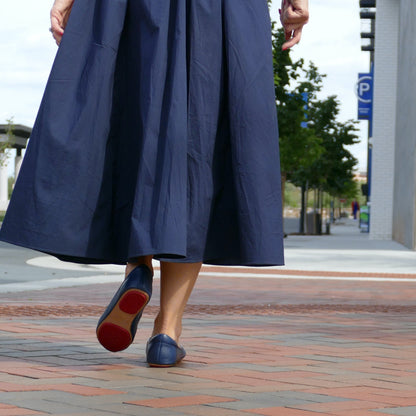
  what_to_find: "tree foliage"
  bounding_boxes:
[270,18,360,200]
[271,26,323,179]
[0,118,14,167]
[307,97,360,198]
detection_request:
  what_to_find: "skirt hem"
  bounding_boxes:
[0,233,284,267]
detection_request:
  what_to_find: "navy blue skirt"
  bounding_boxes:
[0,0,284,266]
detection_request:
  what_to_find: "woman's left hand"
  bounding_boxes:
[280,0,309,50]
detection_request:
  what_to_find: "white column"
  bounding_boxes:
[370,0,400,240]
[0,155,9,211]
[14,150,23,188]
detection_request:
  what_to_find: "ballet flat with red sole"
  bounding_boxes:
[96,264,153,352]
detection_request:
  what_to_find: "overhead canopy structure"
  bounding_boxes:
[0,124,31,151]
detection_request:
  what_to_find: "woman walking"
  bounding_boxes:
[0,0,308,367]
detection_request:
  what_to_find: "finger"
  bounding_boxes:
[50,16,64,36]
[50,14,64,45]
[292,27,303,44]
[282,31,302,50]
[282,28,303,50]
[285,30,293,40]
[51,14,64,36]
[284,23,303,33]
[281,16,307,34]
[51,28,63,45]
[54,33,63,45]
[285,8,309,24]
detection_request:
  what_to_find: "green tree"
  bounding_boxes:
[292,96,360,231]
[307,96,359,198]
[268,4,360,232]
[271,26,323,205]
[0,118,14,167]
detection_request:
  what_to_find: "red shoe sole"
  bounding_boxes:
[119,291,148,314]
[97,289,149,352]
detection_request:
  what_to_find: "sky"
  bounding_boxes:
[0,0,370,173]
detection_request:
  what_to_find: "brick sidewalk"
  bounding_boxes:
[0,272,416,415]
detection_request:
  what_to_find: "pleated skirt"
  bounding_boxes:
[0,0,284,266]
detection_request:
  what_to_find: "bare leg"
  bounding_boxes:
[125,255,154,278]
[152,261,202,342]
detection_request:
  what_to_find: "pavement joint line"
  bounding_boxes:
[1,272,416,295]
[0,274,122,294]
[197,272,416,282]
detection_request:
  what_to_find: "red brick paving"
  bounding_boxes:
[292,400,388,412]
[0,404,45,416]
[331,412,392,416]
[199,265,416,279]
[175,406,251,416]
[127,395,238,408]
[244,408,331,416]
[0,271,415,415]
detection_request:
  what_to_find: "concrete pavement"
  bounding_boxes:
[2,218,415,293]
[0,219,415,415]
[283,218,416,274]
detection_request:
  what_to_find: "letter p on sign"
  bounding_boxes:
[357,75,373,104]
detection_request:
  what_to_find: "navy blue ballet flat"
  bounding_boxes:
[146,334,186,367]
[96,264,153,352]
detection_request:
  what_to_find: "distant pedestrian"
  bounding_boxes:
[352,200,360,220]
[0,0,309,366]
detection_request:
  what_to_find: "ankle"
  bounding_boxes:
[125,257,154,278]
[152,313,182,343]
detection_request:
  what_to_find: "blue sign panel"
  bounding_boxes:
[357,73,373,121]
[300,92,308,128]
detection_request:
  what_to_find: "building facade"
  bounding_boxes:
[370,0,416,249]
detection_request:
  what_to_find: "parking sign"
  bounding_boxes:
[357,73,373,121]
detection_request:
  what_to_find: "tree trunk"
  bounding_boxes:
[319,188,324,227]
[281,171,287,236]
[299,183,305,234]
[304,181,309,233]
